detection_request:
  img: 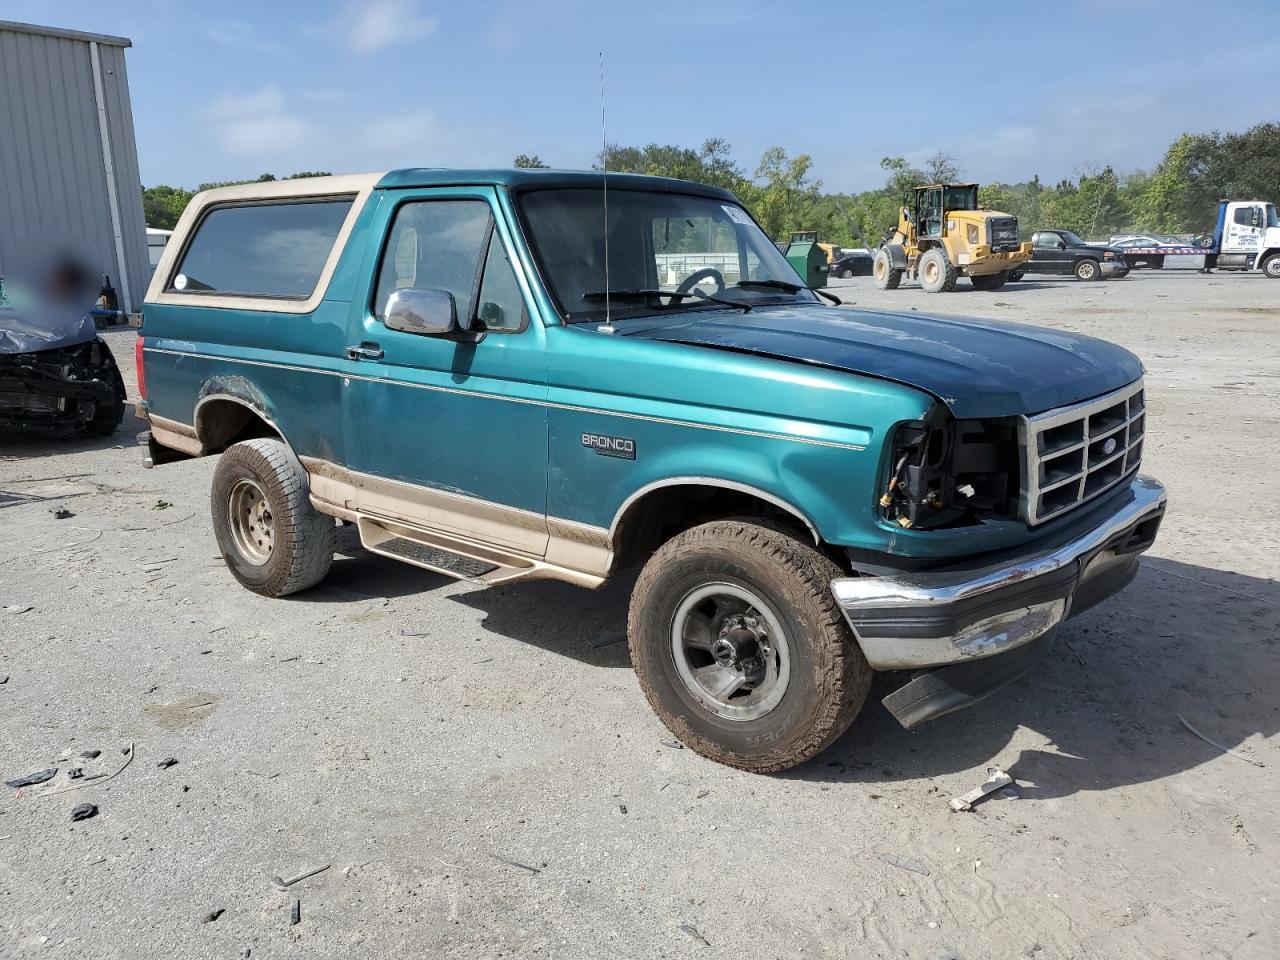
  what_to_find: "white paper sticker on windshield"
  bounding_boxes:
[722,204,751,225]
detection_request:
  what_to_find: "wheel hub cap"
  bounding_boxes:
[228,478,274,565]
[670,583,791,722]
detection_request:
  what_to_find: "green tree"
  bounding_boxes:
[140,185,194,229]
[513,154,549,168]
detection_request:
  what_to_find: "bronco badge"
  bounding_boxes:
[582,432,636,460]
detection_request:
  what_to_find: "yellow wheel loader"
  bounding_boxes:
[873,184,1032,293]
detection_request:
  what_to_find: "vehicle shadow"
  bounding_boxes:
[784,556,1280,798]
[0,406,148,466]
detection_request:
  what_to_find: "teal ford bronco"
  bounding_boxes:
[137,169,1166,773]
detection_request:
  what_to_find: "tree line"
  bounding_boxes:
[141,122,1278,245]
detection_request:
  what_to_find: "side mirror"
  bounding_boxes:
[1056,240,1066,249]
[383,288,458,336]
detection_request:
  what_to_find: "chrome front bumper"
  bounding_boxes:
[831,475,1167,672]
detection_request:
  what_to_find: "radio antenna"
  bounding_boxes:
[597,51,614,334]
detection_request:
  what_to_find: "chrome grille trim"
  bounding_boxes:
[1019,380,1145,525]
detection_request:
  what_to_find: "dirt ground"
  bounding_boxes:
[1,269,1277,959]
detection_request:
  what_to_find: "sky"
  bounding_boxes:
[4,0,1277,193]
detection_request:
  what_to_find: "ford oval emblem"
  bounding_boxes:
[1103,437,1118,456]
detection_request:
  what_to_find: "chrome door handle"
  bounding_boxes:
[346,344,383,360]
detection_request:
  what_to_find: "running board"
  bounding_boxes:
[356,516,541,585]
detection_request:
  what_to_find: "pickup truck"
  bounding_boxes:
[137,170,1166,773]
[1013,230,1128,282]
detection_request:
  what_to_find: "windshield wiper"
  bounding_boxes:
[736,279,842,305]
[581,289,750,313]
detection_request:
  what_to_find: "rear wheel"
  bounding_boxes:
[628,519,871,773]
[873,249,901,290]
[839,268,854,279]
[211,438,335,597]
[1008,268,1026,282]
[919,247,957,293]
[1262,253,1280,278]
[1075,258,1100,281]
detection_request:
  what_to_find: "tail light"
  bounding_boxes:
[135,335,147,400]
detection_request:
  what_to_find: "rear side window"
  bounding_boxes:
[170,198,353,298]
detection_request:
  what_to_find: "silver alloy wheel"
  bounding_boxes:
[228,477,274,565]
[1078,260,1097,280]
[1264,256,1280,278]
[670,582,791,721]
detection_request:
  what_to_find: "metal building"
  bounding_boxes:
[0,20,148,314]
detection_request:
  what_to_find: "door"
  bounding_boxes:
[341,187,550,556]
[1223,203,1264,256]
[1032,232,1070,273]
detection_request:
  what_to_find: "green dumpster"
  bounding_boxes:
[784,239,828,288]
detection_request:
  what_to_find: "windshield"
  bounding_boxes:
[1059,230,1088,247]
[942,185,978,211]
[519,188,814,322]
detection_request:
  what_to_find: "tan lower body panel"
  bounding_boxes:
[300,457,611,588]
[147,414,203,456]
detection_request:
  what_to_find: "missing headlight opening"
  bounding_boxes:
[880,411,1020,530]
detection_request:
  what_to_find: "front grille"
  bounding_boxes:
[1020,380,1145,525]
[988,216,1020,252]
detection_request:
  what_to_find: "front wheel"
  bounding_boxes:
[628,520,871,773]
[873,248,901,289]
[839,268,854,279]
[1075,258,1100,281]
[918,247,957,292]
[211,438,336,597]
[1262,253,1280,278]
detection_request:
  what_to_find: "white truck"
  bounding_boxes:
[1117,200,1280,277]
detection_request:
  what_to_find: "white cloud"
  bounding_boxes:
[341,0,438,55]
[206,86,309,157]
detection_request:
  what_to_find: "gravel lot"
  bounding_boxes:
[2,270,1277,959]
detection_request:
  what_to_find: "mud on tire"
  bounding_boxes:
[211,438,336,597]
[628,519,872,773]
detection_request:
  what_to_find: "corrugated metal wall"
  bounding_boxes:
[0,24,149,313]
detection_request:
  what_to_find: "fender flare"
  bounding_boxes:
[608,476,821,549]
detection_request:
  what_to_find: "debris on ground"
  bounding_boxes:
[0,675,8,684]
[67,768,83,780]
[203,908,225,923]
[70,803,98,822]
[949,767,1016,812]
[489,853,541,874]
[878,852,930,876]
[659,740,684,750]
[50,507,74,519]
[1178,715,1265,768]
[588,630,625,649]
[78,750,100,760]
[290,898,301,926]
[152,500,173,511]
[618,804,628,814]
[35,742,134,799]
[679,923,711,946]
[157,757,178,769]
[272,864,330,889]
[3,605,34,615]
[5,768,58,789]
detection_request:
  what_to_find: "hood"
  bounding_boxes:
[627,305,1144,418]
[0,306,98,354]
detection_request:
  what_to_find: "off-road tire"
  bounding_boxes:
[211,438,335,597]
[919,247,957,293]
[873,249,901,290]
[628,519,872,773]
[1074,258,1100,281]
[1262,253,1280,279]
[969,272,1008,291]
